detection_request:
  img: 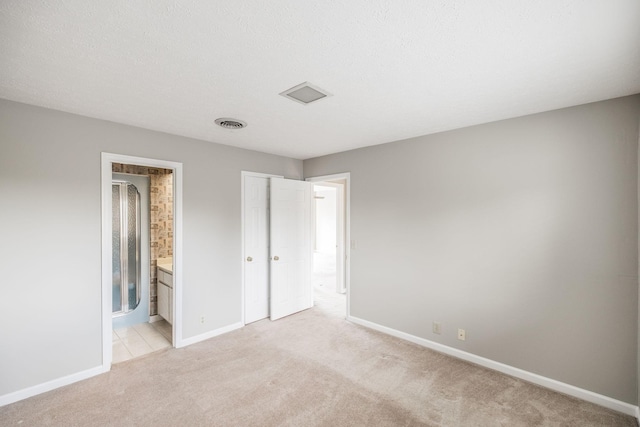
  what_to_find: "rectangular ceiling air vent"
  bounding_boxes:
[280,82,332,105]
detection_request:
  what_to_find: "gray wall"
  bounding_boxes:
[2,94,639,405]
[305,95,640,404]
[0,99,302,396]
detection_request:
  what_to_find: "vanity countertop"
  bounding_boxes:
[158,263,173,274]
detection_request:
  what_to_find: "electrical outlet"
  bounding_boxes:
[200,316,205,324]
[432,321,441,334]
[457,328,466,341]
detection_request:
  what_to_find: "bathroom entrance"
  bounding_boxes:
[101,153,183,368]
[110,165,174,362]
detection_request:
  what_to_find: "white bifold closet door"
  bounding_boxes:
[243,175,271,324]
[269,177,312,320]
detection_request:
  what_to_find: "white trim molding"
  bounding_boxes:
[0,366,106,407]
[0,320,242,406]
[347,315,639,418]
[179,322,244,347]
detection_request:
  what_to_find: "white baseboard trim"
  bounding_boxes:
[1,322,245,406]
[178,321,244,348]
[0,365,106,407]
[347,315,638,418]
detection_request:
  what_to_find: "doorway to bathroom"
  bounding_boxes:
[110,165,173,363]
[101,153,183,370]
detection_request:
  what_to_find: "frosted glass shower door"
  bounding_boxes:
[112,184,123,313]
[112,173,150,329]
[112,181,140,314]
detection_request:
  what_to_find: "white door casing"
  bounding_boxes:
[335,183,346,293]
[269,177,313,320]
[243,175,270,324]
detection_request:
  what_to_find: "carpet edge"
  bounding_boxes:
[347,315,639,419]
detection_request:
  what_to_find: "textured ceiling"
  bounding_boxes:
[1,1,639,159]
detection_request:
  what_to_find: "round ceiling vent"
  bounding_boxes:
[215,118,247,129]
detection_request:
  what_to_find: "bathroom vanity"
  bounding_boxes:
[157,259,173,325]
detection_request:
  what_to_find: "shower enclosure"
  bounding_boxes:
[112,173,149,329]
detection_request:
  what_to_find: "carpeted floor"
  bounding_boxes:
[1,302,636,426]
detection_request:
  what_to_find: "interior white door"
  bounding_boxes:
[270,177,312,320]
[244,175,270,324]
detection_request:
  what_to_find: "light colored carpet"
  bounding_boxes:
[1,304,636,426]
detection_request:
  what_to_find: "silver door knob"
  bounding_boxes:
[246,256,253,262]
[273,256,279,261]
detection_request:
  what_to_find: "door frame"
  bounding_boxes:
[240,171,283,325]
[306,173,351,319]
[101,153,184,370]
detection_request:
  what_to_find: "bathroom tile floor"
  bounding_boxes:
[112,320,172,363]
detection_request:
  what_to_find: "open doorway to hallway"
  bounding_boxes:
[309,176,349,318]
[242,172,350,323]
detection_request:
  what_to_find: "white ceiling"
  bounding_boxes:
[1,1,639,160]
